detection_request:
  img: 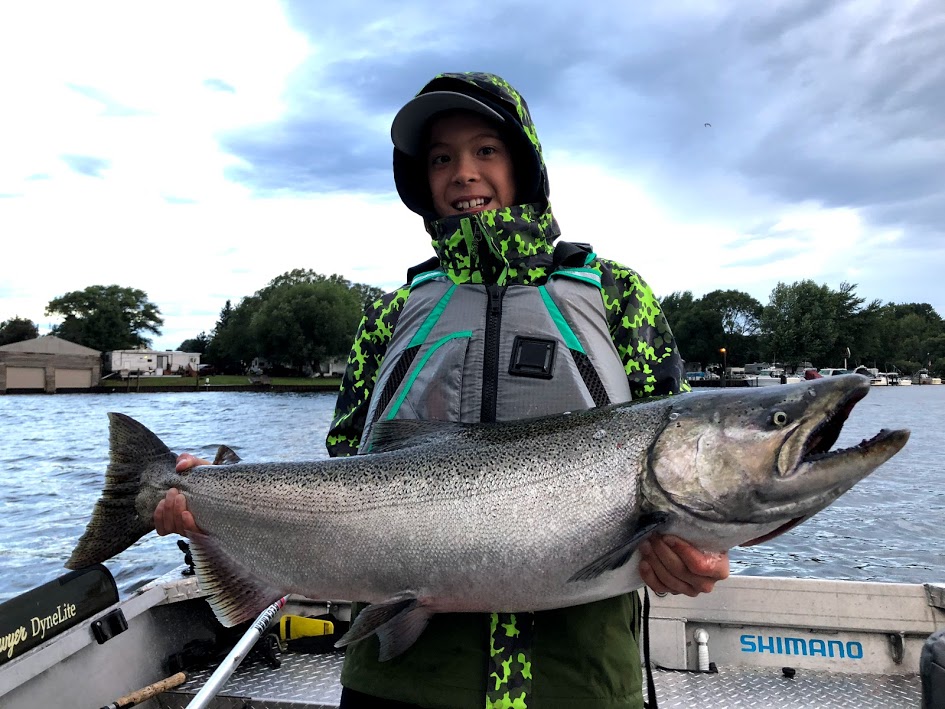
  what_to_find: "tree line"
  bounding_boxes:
[2,276,942,377]
[0,270,382,376]
[180,269,382,375]
[660,280,945,375]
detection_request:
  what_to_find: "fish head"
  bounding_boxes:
[646,375,909,547]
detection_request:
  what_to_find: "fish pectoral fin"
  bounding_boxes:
[568,511,671,582]
[212,445,241,465]
[334,591,433,661]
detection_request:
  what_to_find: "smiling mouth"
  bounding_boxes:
[452,197,490,212]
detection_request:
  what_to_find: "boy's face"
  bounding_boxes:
[425,112,516,218]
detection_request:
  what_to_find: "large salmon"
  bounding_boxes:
[67,374,908,660]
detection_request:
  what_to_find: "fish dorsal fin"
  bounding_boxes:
[568,511,671,582]
[334,591,433,661]
[212,445,242,465]
[367,419,471,454]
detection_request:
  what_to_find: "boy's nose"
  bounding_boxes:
[451,154,479,183]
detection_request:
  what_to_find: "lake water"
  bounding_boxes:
[1,384,943,603]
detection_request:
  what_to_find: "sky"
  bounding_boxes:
[2,0,943,351]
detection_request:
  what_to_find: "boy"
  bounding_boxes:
[156,72,729,709]
[325,72,729,709]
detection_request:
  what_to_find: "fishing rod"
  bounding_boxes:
[185,595,288,709]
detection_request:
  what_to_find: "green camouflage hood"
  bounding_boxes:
[393,72,559,285]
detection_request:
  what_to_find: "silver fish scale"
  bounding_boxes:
[182,400,668,513]
[157,653,920,708]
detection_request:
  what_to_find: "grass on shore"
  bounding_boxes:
[101,375,341,388]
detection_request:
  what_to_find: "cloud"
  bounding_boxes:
[65,83,147,117]
[1,0,942,352]
[203,78,236,93]
[61,154,111,178]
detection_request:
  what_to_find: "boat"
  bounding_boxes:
[913,369,943,385]
[818,368,851,377]
[2,565,942,708]
[853,367,888,386]
[745,368,802,387]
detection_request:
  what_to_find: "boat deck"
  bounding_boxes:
[158,649,923,708]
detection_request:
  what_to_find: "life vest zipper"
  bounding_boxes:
[480,283,504,423]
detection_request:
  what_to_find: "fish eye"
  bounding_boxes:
[772,411,790,427]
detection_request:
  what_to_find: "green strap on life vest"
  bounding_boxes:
[487,612,534,709]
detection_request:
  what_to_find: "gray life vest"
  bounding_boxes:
[358,256,632,452]
[922,628,945,709]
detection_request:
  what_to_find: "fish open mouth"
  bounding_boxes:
[778,383,867,477]
[799,384,866,461]
[750,381,908,546]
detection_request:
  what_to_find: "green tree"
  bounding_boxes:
[700,290,764,365]
[250,279,362,374]
[205,297,261,374]
[0,316,40,346]
[202,272,383,375]
[761,281,840,367]
[660,291,725,370]
[178,332,210,354]
[46,285,163,351]
[351,283,384,312]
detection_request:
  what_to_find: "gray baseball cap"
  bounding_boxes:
[391,91,506,156]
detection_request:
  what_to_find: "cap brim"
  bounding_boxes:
[391,91,505,156]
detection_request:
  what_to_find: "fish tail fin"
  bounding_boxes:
[335,592,433,661]
[188,530,284,627]
[66,412,176,570]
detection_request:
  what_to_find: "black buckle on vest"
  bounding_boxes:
[509,337,556,379]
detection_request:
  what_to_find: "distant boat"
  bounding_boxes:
[818,368,850,377]
[913,369,943,385]
[853,367,888,386]
[745,368,802,387]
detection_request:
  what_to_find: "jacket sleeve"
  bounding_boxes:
[595,258,690,399]
[326,286,410,457]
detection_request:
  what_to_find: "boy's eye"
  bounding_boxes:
[430,154,450,166]
[479,146,497,156]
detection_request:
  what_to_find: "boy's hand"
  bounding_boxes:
[153,454,209,536]
[639,535,730,597]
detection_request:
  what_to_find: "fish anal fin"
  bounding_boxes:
[334,591,433,661]
[212,445,242,466]
[568,511,671,582]
[187,530,284,627]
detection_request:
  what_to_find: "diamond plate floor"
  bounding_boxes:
[158,651,923,708]
[159,652,344,709]
[653,666,922,708]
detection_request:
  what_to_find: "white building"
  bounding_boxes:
[107,349,200,377]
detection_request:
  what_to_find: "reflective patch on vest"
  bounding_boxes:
[488,612,533,709]
[509,336,556,379]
